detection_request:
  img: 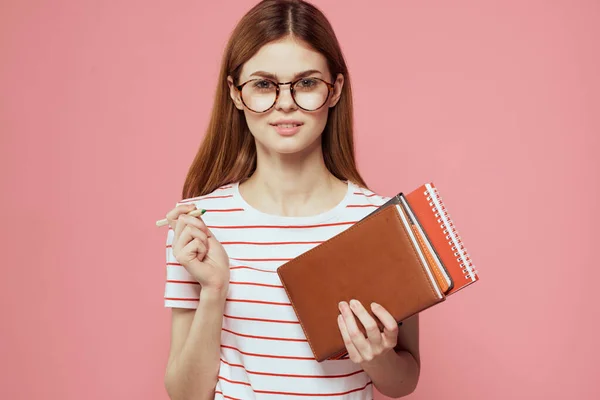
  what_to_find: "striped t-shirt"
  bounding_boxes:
[164,180,389,399]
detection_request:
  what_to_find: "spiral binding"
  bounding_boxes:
[425,185,477,280]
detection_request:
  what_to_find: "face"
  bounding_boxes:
[228,36,344,156]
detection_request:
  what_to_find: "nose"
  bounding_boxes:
[274,83,297,111]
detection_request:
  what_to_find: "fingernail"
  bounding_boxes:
[338,301,344,310]
[371,302,379,308]
[200,209,207,215]
[350,299,358,307]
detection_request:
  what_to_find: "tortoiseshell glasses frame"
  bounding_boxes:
[234,77,335,113]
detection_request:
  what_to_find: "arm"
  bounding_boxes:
[162,203,231,400]
[338,300,420,398]
[361,314,420,398]
[164,288,227,400]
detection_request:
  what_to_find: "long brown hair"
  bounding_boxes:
[182,0,368,200]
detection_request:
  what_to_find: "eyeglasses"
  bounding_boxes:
[235,77,335,113]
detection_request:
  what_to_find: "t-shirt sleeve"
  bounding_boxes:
[164,225,201,309]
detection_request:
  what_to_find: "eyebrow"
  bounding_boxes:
[248,69,323,81]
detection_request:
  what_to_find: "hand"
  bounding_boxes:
[337,299,399,365]
[166,204,230,291]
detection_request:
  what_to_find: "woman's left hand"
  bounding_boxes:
[337,299,399,365]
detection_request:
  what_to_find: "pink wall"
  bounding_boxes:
[1,0,598,399]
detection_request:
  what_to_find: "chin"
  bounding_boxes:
[254,129,321,156]
[269,140,314,155]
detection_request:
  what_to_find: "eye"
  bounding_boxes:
[253,80,276,90]
[297,78,317,88]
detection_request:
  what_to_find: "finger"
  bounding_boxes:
[338,301,371,359]
[177,237,208,266]
[337,314,361,363]
[173,214,187,247]
[180,214,211,237]
[166,203,197,230]
[178,225,209,250]
[173,224,207,260]
[171,216,185,257]
[349,299,382,346]
[371,302,399,345]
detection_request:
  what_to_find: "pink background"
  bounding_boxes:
[1,0,599,399]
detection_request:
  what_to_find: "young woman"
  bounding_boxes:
[162,1,420,398]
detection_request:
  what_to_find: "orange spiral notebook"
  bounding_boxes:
[408,182,478,293]
[379,182,479,295]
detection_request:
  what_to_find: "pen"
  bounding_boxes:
[155,208,207,227]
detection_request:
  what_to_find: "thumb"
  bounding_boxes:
[206,226,215,239]
[206,228,221,246]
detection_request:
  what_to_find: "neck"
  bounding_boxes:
[240,142,347,217]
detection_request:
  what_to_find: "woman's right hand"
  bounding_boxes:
[166,204,230,292]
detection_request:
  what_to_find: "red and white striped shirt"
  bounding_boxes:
[164,180,389,399]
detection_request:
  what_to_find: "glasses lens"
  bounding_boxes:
[293,78,330,111]
[241,79,277,112]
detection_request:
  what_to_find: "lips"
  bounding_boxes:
[271,121,303,136]
[270,120,304,127]
[275,123,301,128]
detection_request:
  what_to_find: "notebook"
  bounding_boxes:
[276,182,478,362]
[405,182,478,294]
[374,183,478,295]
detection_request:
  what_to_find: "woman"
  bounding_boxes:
[162,1,420,398]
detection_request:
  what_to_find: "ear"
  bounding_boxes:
[227,76,245,110]
[328,73,345,108]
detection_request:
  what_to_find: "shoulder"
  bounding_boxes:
[347,181,391,206]
[175,182,241,215]
[339,181,390,220]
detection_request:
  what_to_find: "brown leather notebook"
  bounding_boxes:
[277,202,447,362]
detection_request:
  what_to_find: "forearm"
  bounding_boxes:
[165,288,227,400]
[361,350,420,398]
